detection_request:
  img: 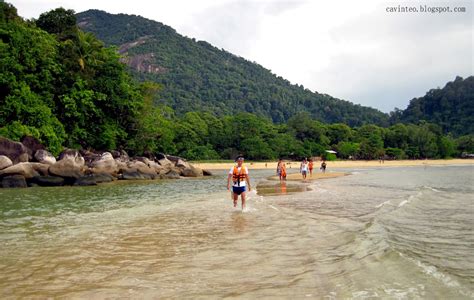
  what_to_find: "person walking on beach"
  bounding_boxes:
[300,158,309,180]
[276,158,287,181]
[320,160,327,173]
[227,156,252,210]
[308,159,314,177]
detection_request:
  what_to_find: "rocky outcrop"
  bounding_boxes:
[34,150,56,165]
[31,176,65,187]
[162,169,181,179]
[180,166,203,177]
[0,137,205,188]
[21,136,45,160]
[1,175,27,188]
[90,152,119,176]
[0,162,40,179]
[157,157,174,169]
[121,160,157,180]
[0,155,13,170]
[202,169,213,176]
[49,151,85,179]
[0,137,29,164]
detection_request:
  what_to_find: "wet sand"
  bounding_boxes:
[267,172,347,181]
[193,159,474,170]
[257,172,347,196]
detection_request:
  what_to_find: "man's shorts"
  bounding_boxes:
[232,186,246,195]
[302,170,307,175]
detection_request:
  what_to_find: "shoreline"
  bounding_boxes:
[193,159,474,170]
[267,172,348,181]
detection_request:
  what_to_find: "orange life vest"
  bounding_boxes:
[280,164,287,177]
[232,166,247,186]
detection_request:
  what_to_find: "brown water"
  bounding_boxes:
[0,166,473,299]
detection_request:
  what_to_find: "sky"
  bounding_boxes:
[9,0,473,112]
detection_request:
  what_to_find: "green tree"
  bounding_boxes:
[456,135,474,154]
[327,123,352,146]
[356,125,384,159]
[336,141,359,159]
[36,7,77,38]
[437,135,455,158]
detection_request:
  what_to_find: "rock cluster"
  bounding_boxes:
[0,137,211,188]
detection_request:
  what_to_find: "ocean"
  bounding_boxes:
[0,165,473,299]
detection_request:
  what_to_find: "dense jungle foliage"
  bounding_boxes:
[1,3,472,160]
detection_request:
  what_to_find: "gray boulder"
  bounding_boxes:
[1,175,27,188]
[21,136,45,160]
[74,173,115,186]
[202,169,213,176]
[157,157,174,169]
[91,173,115,183]
[0,162,41,179]
[0,137,29,163]
[29,162,50,176]
[126,160,157,179]
[176,159,191,169]
[148,161,164,174]
[58,149,85,164]
[80,150,101,167]
[34,149,56,165]
[165,155,181,163]
[181,166,204,177]
[90,152,119,176]
[49,152,85,179]
[162,169,181,179]
[122,170,154,180]
[31,176,65,187]
[0,155,13,170]
[112,150,130,162]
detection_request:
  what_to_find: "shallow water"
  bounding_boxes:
[0,165,473,299]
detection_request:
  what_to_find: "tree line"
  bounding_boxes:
[1,3,472,160]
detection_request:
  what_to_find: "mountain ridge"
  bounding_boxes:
[76,9,390,127]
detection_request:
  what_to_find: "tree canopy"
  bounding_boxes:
[76,9,390,127]
[1,3,471,161]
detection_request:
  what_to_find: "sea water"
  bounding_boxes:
[0,165,472,299]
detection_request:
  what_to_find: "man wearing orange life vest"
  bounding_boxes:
[227,155,252,209]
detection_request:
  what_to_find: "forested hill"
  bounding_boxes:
[392,76,474,136]
[76,10,389,127]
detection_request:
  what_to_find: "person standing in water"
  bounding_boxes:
[276,158,287,181]
[308,159,314,177]
[300,158,309,180]
[227,156,252,209]
[320,160,327,173]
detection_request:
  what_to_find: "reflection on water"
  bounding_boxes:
[256,180,310,196]
[0,167,473,298]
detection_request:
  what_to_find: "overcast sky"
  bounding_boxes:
[10,0,473,112]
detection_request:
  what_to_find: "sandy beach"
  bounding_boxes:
[193,159,474,170]
[267,172,348,181]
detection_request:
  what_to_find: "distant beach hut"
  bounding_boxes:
[325,150,337,154]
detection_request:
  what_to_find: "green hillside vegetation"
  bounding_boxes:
[1,3,472,160]
[0,4,143,154]
[76,9,389,127]
[390,76,474,136]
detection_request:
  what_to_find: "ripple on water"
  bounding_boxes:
[0,167,473,298]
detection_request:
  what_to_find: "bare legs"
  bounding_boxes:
[232,192,246,210]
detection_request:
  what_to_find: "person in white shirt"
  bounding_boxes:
[227,156,252,209]
[300,158,309,180]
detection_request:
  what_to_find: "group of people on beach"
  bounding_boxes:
[279,157,327,180]
[227,156,327,209]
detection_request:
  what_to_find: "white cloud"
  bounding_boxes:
[9,0,473,112]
